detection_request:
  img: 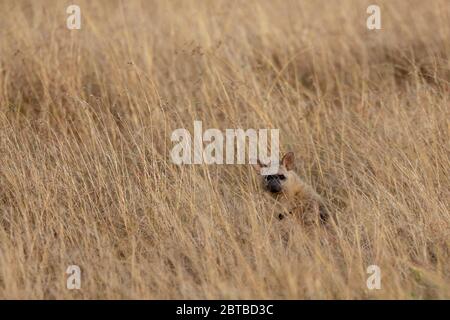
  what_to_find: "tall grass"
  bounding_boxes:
[0,0,449,299]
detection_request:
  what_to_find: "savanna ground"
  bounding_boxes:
[0,0,449,299]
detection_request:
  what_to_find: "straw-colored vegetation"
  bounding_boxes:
[0,0,449,299]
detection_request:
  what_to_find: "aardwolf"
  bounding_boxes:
[253,152,329,224]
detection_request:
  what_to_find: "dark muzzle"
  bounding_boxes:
[267,179,282,193]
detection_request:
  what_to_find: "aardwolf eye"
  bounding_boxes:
[264,174,286,181]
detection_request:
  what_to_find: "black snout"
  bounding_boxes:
[268,180,282,193]
[264,174,284,194]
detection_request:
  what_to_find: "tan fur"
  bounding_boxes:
[253,152,328,225]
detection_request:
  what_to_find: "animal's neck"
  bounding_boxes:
[281,174,309,200]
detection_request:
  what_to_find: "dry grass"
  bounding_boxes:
[0,0,449,299]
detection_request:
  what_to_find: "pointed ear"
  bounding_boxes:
[281,152,295,170]
[252,159,267,174]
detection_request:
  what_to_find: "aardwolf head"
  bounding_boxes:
[252,152,299,196]
[252,151,330,223]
